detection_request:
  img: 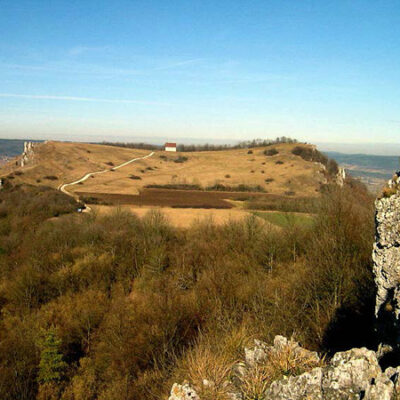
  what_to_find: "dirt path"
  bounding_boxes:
[59,151,154,200]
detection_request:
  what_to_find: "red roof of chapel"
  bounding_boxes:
[165,142,176,147]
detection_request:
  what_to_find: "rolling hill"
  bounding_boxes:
[0,140,339,226]
[1,140,329,196]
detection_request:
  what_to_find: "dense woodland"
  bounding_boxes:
[0,178,375,400]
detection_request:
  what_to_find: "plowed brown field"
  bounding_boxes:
[75,189,293,209]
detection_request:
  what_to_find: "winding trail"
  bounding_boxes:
[59,152,154,201]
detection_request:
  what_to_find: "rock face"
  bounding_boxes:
[20,141,35,167]
[373,173,400,348]
[336,167,346,187]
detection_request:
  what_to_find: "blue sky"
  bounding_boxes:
[0,0,399,144]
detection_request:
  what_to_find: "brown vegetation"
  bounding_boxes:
[145,183,203,190]
[0,178,375,399]
[245,195,318,213]
[264,148,279,156]
[76,189,233,208]
[292,145,339,176]
[205,184,265,192]
[75,189,319,211]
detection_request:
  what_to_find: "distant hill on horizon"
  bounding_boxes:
[317,142,400,156]
[325,151,399,170]
[325,151,399,192]
[0,139,27,157]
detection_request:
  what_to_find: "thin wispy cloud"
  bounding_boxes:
[153,58,203,71]
[0,62,142,77]
[68,45,112,56]
[0,58,203,76]
[1,57,283,84]
[0,93,170,106]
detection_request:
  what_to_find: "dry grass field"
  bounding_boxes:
[1,141,326,195]
[91,205,262,228]
[71,143,325,197]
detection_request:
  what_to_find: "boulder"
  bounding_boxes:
[265,367,323,400]
[244,335,319,367]
[322,348,388,399]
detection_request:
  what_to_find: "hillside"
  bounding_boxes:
[0,140,341,227]
[0,141,150,189]
[1,141,330,197]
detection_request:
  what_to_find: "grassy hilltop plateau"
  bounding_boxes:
[0,139,377,399]
[1,140,340,226]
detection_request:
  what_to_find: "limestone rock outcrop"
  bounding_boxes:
[169,338,400,400]
[373,173,400,348]
[336,166,346,187]
[20,141,35,167]
[244,335,319,367]
[265,347,398,400]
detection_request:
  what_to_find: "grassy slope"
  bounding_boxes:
[0,141,150,192]
[1,141,327,197]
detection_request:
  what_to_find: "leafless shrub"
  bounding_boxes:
[264,148,279,156]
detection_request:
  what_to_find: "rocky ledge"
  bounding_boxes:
[169,336,400,400]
